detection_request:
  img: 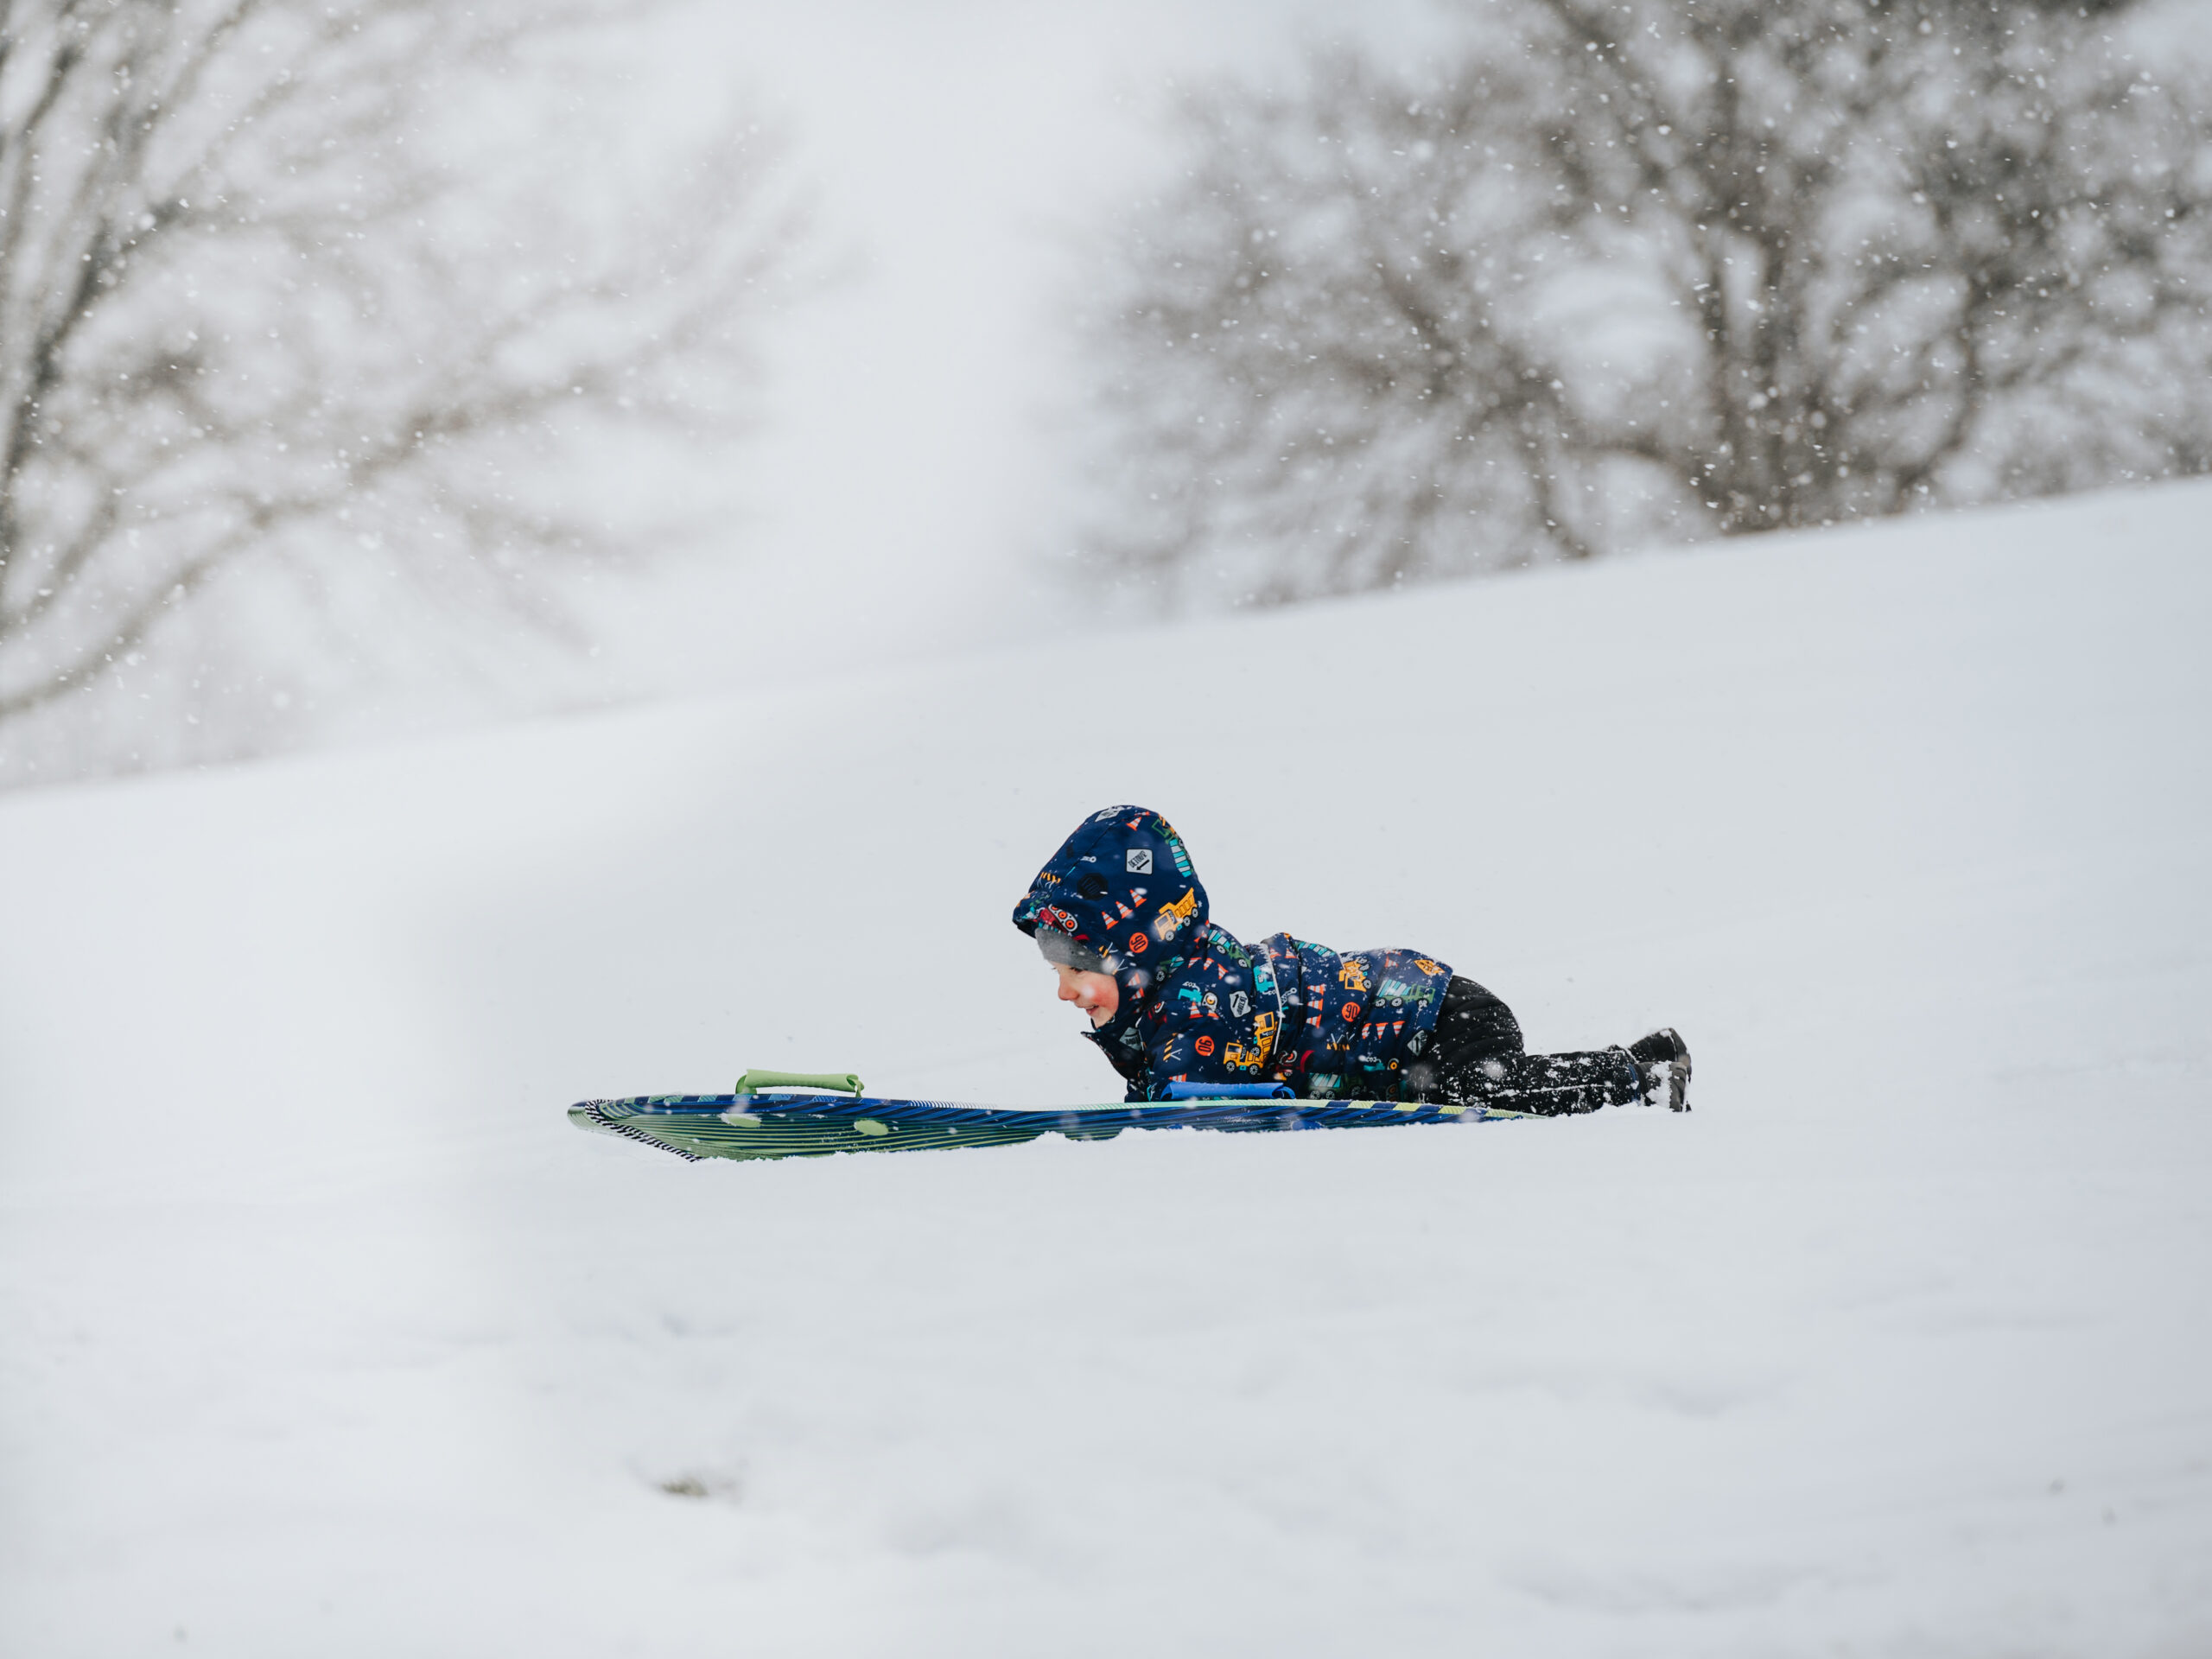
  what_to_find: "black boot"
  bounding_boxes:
[1627,1029,1692,1112]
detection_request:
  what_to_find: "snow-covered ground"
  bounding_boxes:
[4,482,2210,1657]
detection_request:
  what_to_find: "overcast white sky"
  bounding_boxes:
[574,0,1448,699]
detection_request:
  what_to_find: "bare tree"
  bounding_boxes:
[0,0,802,779]
[1082,0,2212,608]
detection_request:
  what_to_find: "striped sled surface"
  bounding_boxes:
[569,1083,1531,1165]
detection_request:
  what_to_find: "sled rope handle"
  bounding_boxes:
[734,1069,864,1097]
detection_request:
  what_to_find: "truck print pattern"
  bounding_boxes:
[1014,806,1453,1103]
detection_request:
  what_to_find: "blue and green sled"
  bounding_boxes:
[569,1069,1530,1164]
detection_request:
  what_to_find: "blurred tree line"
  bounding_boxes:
[1084,0,2212,607]
[0,0,798,783]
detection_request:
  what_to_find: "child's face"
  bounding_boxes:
[1051,963,1119,1027]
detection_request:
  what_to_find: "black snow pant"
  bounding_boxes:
[1395,976,1644,1116]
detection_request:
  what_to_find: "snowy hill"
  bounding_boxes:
[3,483,2210,1657]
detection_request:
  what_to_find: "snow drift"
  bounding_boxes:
[3,482,2209,1657]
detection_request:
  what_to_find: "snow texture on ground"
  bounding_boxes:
[3,482,2210,1657]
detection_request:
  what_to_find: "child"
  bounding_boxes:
[1013,805,1690,1115]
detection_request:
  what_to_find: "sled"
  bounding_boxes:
[568,1069,1529,1163]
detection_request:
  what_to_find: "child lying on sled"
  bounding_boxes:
[1012,805,1689,1115]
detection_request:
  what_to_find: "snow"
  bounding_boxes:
[4,480,2211,1656]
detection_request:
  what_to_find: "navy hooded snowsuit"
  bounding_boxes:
[1014,806,1656,1112]
[1012,806,1459,1103]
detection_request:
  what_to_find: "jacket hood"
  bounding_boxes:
[1012,806,1209,999]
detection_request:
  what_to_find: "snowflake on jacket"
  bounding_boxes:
[1011,805,1454,1102]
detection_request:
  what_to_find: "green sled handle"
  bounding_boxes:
[734,1068,864,1097]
